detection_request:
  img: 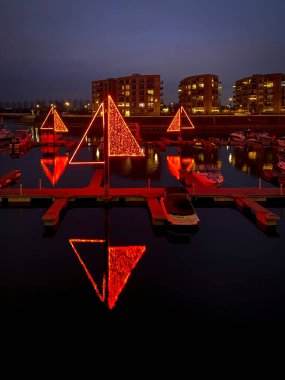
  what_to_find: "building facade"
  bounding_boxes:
[233,73,285,114]
[92,74,162,116]
[178,74,221,114]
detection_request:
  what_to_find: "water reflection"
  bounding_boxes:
[226,144,285,185]
[68,208,146,310]
[110,145,161,179]
[40,154,69,186]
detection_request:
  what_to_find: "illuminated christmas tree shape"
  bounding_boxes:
[108,95,145,157]
[69,96,144,164]
[69,239,146,309]
[69,102,105,165]
[40,107,69,132]
[167,106,195,132]
[40,155,69,186]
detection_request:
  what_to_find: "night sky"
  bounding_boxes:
[1,0,284,105]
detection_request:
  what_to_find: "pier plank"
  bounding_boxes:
[42,198,68,227]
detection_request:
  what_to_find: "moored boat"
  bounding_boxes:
[160,187,200,228]
[191,163,224,186]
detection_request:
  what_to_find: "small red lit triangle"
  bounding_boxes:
[167,106,195,132]
[40,107,68,132]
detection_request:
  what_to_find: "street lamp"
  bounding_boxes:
[229,97,233,109]
[65,102,70,115]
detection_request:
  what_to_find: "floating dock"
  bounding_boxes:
[0,169,284,233]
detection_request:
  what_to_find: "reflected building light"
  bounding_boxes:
[262,163,273,170]
[228,153,233,163]
[96,148,100,159]
[154,153,158,162]
[248,151,257,160]
[198,153,204,161]
[242,164,248,173]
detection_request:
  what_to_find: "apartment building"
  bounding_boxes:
[233,73,285,114]
[92,74,162,116]
[178,74,221,114]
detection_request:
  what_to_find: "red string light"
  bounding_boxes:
[108,95,145,157]
[167,106,195,132]
[40,107,69,132]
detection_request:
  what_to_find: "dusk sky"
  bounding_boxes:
[1,0,284,105]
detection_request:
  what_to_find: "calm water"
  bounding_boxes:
[1,121,285,331]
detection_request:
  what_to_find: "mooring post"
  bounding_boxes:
[148,178,151,188]
[280,184,283,196]
[39,178,42,189]
[20,184,22,196]
[258,178,262,189]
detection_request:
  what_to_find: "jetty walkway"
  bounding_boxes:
[0,169,284,232]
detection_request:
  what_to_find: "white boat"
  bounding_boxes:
[256,131,273,145]
[191,163,224,186]
[160,189,200,226]
[229,131,247,146]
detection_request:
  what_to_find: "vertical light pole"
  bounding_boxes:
[103,97,110,200]
[65,101,70,115]
[229,97,233,110]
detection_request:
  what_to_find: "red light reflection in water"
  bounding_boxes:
[69,102,105,165]
[166,155,182,180]
[69,239,146,309]
[167,155,194,180]
[40,155,69,185]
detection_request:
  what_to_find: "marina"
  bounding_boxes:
[1,114,285,328]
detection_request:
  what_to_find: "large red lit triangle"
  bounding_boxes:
[69,239,146,309]
[167,106,195,132]
[40,107,68,132]
[69,102,105,165]
[108,95,145,157]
